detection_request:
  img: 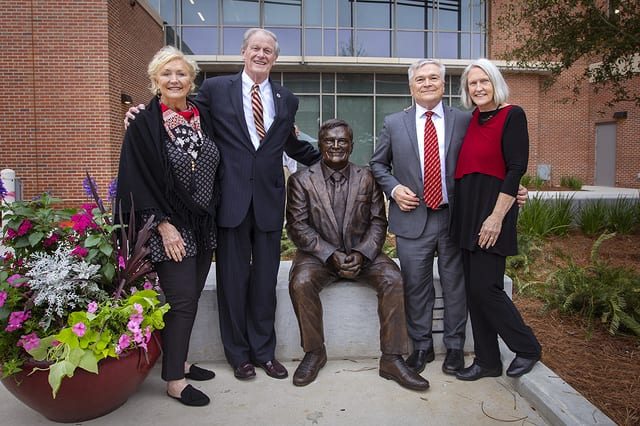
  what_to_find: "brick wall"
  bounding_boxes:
[0,0,163,205]
[489,0,639,189]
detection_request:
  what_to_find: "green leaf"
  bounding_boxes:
[84,234,102,247]
[77,350,99,374]
[27,231,45,246]
[48,360,77,398]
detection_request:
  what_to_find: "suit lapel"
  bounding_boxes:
[402,106,420,161]
[342,165,363,251]
[443,105,455,159]
[309,163,340,233]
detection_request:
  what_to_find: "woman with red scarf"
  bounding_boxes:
[452,58,541,381]
[116,46,219,406]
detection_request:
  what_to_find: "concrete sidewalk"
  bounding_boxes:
[0,347,615,426]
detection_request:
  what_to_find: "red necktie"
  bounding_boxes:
[252,83,266,140]
[423,111,443,209]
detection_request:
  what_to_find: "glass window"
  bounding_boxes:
[271,28,301,56]
[322,74,335,94]
[337,73,373,94]
[283,73,320,93]
[304,29,322,56]
[356,1,391,29]
[322,95,335,122]
[181,0,218,25]
[437,9,460,32]
[160,0,176,25]
[397,1,426,30]
[337,96,373,166]
[375,96,413,140]
[223,0,259,25]
[223,27,248,54]
[322,0,337,26]
[296,95,321,142]
[376,74,410,95]
[337,0,352,27]
[180,27,218,55]
[356,30,390,57]
[264,0,301,26]
[323,29,337,56]
[435,32,459,59]
[304,0,322,26]
[337,29,358,56]
[396,31,425,58]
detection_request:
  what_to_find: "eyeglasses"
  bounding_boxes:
[320,138,350,147]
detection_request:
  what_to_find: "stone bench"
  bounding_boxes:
[188,260,513,362]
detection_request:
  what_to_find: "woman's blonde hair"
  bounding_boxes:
[147,46,200,95]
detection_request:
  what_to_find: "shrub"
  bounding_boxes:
[518,195,574,238]
[607,197,637,234]
[560,175,583,190]
[520,174,545,190]
[543,233,640,337]
[577,200,608,234]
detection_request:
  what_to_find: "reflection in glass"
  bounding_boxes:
[397,1,425,30]
[376,74,411,95]
[435,32,459,59]
[181,0,218,25]
[337,96,373,166]
[375,96,413,143]
[337,73,373,94]
[271,28,301,56]
[396,31,425,58]
[265,0,301,26]
[337,0,352,27]
[296,95,320,141]
[356,1,390,29]
[356,30,390,57]
[283,73,320,93]
[304,0,322,26]
[181,27,218,55]
[324,29,336,56]
[223,27,248,54]
[223,0,259,25]
[322,95,335,122]
[322,74,335,94]
[304,29,322,56]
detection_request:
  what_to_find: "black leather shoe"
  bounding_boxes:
[293,346,327,386]
[455,361,502,381]
[185,364,215,381]
[167,384,210,407]
[256,359,289,379]
[506,356,540,377]
[405,348,435,374]
[379,354,430,391]
[234,361,256,380]
[442,349,464,375]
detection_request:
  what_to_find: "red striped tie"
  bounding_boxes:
[252,83,266,141]
[423,111,443,209]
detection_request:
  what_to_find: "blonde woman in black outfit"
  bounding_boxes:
[452,58,541,381]
[116,46,219,406]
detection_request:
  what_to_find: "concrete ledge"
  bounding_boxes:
[189,260,512,362]
[500,341,616,425]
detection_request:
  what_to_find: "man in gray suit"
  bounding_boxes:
[370,59,470,375]
[370,59,527,376]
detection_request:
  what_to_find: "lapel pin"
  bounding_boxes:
[276,93,281,98]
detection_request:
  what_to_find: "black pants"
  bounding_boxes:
[155,249,213,381]
[462,248,541,369]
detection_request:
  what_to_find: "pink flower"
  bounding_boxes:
[118,333,130,349]
[81,203,97,213]
[87,301,98,314]
[118,256,126,269]
[127,319,141,333]
[70,246,89,259]
[4,228,17,240]
[0,291,6,308]
[70,212,98,235]
[130,286,138,294]
[7,274,24,287]
[17,333,40,351]
[143,281,153,290]
[17,220,32,236]
[133,303,143,314]
[72,322,87,337]
[132,329,144,344]
[43,233,59,248]
[6,311,30,332]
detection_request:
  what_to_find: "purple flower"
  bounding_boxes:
[118,334,130,350]
[43,233,60,248]
[72,322,87,337]
[107,177,118,202]
[127,319,141,333]
[82,176,97,198]
[0,177,7,200]
[87,301,98,314]
[0,290,7,307]
[118,256,126,269]
[6,311,30,332]
[133,303,143,314]
[17,333,40,351]
[143,281,153,290]
[7,274,23,287]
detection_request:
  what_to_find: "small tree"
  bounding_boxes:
[496,0,640,107]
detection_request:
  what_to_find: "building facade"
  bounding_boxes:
[1,0,637,204]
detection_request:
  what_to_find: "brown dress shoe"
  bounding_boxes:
[379,354,430,391]
[256,359,289,379]
[234,361,256,380]
[293,346,327,387]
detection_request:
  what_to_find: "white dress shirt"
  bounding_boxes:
[242,71,275,149]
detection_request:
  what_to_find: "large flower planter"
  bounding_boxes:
[1,334,162,423]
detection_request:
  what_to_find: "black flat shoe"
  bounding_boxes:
[168,384,210,407]
[506,356,540,377]
[455,362,502,381]
[405,348,435,374]
[185,363,216,381]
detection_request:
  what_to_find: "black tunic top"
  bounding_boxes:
[452,105,529,256]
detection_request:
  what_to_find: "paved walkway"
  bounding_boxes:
[0,345,615,425]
